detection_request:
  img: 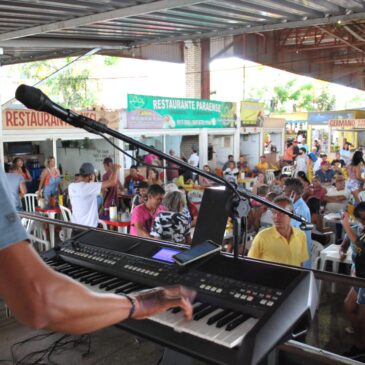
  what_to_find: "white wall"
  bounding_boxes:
[211,135,234,167]
[165,135,182,156]
[240,133,261,168]
[57,139,115,177]
[38,140,54,162]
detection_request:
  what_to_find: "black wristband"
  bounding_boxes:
[124,295,136,319]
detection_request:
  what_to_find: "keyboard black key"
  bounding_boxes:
[79,272,102,282]
[62,266,82,275]
[193,303,209,316]
[89,275,112,286]
[123,284,143,294]
[56,264,74,272]
[207,309,230,325]
[216,312,240,328]
[113,282,136,293]
[72,269,92,279]
[99,278,122,289]
[105,280,130,291]
[194,306,216,321]
[53,262,70,269]
[84,274,105,284]
[226,314,251,331]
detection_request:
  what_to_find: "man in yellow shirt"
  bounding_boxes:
[248,196,308,267]
[255,155,269,173]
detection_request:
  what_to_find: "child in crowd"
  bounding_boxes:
[223,161,239,184]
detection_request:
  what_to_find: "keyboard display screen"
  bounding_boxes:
[152,248,182,263]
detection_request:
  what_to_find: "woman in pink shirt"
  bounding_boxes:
[130,184,165,237]
[143,147,160,166]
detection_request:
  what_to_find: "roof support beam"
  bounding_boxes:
[315,25,365,54]
[0,38,129,49]
[135,11,365,46]
[0,0,211,41]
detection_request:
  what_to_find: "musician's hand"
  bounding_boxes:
[131,286,196,320]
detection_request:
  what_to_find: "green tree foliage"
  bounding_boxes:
[271,80,336,112]
[20,57,96,109]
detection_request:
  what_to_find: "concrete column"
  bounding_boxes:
[117,137,125,185]
[199,128,208,167]
[163,134,167,184]
[200,38,210,100]
[234,119,241,161]
[184,39,211,99]
[184,40,202,99]
[52,138,57,165]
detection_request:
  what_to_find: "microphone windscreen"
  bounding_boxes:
[15,84,44,111]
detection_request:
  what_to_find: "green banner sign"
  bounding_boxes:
[127,94,236,129]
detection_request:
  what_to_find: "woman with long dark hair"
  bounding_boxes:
[13,157,32,182]
[347,150,365,203]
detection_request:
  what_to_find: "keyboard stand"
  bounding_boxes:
[160,348,207,365]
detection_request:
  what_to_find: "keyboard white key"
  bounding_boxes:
[213,317,258,348]
[152,305,257,348]
[151,303,202,330]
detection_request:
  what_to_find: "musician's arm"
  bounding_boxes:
[0,242,193,334]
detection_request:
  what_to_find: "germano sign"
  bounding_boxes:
[329,119,365,128]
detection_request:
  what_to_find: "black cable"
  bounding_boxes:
[9,332,91,365]
[11,332,56,364]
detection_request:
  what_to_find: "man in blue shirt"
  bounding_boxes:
[283,178,312,269]
[315,161,335,184]
[0,167,194,333]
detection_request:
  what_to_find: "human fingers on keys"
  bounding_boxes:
[131,285,196,320]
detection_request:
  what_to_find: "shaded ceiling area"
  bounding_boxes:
[1,0,365,89]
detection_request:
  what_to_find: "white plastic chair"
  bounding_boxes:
[311,240,324,270]
[311,240,324,303]
[24,193,38,212]
[359,191,365,202]
[22,193,38,231]
[281,165,294,177]
[317,243,353,294]
[28,222,51,252]
[59,205,73,241]
[23,193,50,249]
[265,170,275,185]
[98,220,108,230]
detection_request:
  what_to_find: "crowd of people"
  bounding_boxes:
[5,136,365,357]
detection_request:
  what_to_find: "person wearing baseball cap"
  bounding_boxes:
[315,161,335,184]
[68,162,121,227]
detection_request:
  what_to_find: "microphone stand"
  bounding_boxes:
[68,114,311,257]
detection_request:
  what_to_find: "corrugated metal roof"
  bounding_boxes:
[1,0,365,65]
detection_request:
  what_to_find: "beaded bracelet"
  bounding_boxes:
[124,294,136,319]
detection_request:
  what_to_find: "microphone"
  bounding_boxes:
[15,84,107,133]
